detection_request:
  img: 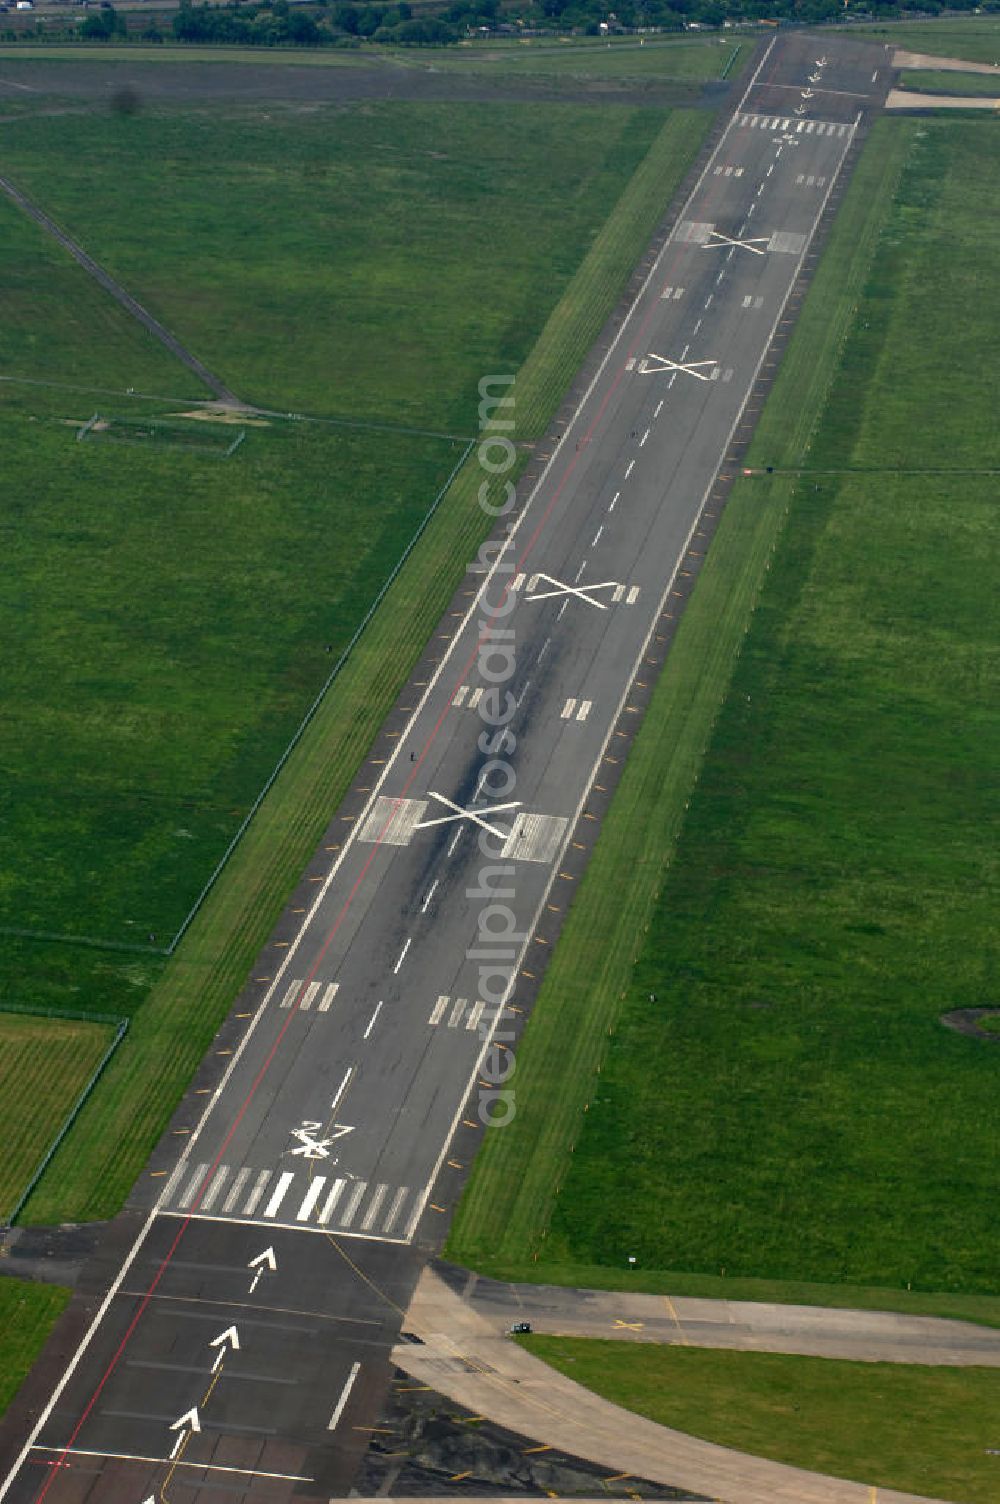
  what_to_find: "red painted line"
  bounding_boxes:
[33,49,785,1503]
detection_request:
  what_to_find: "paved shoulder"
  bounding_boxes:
[396,1267,950,1504]
[456,1266,1000,1366]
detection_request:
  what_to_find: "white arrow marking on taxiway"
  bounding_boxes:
[248,1245,277,1292]
[168,1407,201,1458]
[170,1408,201,1434]
[209,1325,240,1371]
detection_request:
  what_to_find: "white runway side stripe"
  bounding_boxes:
[280,979,339,1011]
[429,995,487,1030]
[448,997,467,1027]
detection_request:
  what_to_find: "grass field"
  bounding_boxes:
[0,195,206,397]
[0,36,742,81]
[900,68,1000,96]
[10,99,711,1222]
[849,15,1000,66]
[449,115,1000,1302]
[0,385,460,957]
[0,1013,116,1219]
[523,1338,1000,1504]
[0,1281,70,1418]
[407,36,745,80]
[0,102,685,428]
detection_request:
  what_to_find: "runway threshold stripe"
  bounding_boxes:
[317,1179,346,1225]
[339,1181,367,1227]
[242,1169,272,1216]
[177,1163,209,1210]
[296,1176,327,1222]
[199,1165,229,1212]
[382,1186,408,1233]
[222,1166,251,1213]
[361,1184,388,1230]
[159,1160,189,1205]
[263,1171,295,1219]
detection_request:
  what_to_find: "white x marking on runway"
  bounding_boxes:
[637,352,719,382]
[416,790,521,841]
[701,228,770,255]
[525,572,620,609]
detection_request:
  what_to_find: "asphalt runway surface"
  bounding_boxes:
[0,31,891,1504]
[0,56,725,109]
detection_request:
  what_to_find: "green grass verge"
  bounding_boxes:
[899,67,1000,96]
[0,1013,115,1219]
[0,101,679,427]
[0,36,741,80]
[0,1280,71,1420]
[849,15,1000,67]
[447,119,914,1278]
[20,105,710,1223]
[453,114,1000,1297]
[410,36,746,81]
[522,1338,1000,1504]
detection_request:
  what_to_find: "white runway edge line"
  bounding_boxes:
[0,42,785,1504]
[410,98,862,1245]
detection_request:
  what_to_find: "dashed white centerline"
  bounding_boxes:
[592,525,604,546]
[447,828,462,857]
[625,459,635,478]
[574,561,586,583]
[608,491,620,512]
[557,599,569,620]
[515,676,532,708]
[393,938,411,974]
[330,1066,353,1115]
[654,401,663,418]
[767,163,774,176]
[420,879,438,914]
[704,293,713,308]
[328,1362,361,1431]
[537,635,552,664]
[639,429,649,448]
[363,1001,383,1040]
[692,319,702,335]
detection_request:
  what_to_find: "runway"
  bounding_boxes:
[0,31,891,1504]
